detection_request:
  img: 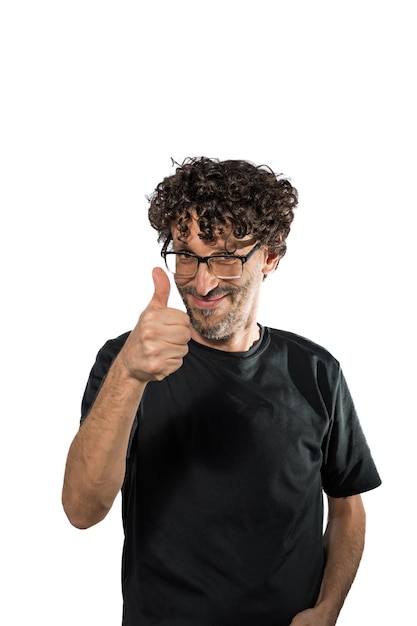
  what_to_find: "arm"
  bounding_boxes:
[62,269,191,529]
[62,355,146,529]
[290,494,366,626]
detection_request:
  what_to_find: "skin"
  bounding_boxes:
[172,215,280,351]
[290,494,366,625]
[62,218,277,527]
[62,213,366,625]
[61,266,191,529]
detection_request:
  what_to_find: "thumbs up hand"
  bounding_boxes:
[119,268,191,383]
[150,266,172,309]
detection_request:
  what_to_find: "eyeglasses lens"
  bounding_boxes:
[165,254,242,279]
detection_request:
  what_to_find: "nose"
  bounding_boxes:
[193,261,220,296]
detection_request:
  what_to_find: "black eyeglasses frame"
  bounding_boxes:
[160,238,262,280]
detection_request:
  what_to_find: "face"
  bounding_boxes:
[171,214,279,349]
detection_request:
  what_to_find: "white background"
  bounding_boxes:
[1,1,415,623]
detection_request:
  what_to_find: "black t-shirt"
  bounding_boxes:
[81,326,381,626]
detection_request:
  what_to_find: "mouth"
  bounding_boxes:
[190,294,228,310]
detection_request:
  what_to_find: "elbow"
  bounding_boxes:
[62,492,109,530]
[64,512,96,530]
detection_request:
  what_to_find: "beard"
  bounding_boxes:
[177,279,254,342]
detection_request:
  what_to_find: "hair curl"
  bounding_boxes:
[148,157,298,256]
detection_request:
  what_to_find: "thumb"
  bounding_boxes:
[150,267,171,308]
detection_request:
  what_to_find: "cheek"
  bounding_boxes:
[233,274,261,307]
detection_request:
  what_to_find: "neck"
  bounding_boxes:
[191,322,261,353]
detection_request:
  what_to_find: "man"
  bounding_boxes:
[62,157,381,626]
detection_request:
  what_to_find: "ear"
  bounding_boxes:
[262,251,280,278]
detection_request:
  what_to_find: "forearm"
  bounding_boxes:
[63,271,191,529]
[62,354,146,529]
[315,495,366,624]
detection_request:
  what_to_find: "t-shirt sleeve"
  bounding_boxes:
[79,332,138,457]
[80,333,130,424]
[81,342,116,424]
[321,368,381,497]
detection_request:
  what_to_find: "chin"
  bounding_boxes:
[190,312,236,342]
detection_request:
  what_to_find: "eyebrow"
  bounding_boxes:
[173,238,256,255]
[173,244,233,256]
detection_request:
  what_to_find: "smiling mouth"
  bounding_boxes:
[190,294,227,310]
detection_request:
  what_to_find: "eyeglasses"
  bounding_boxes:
[161,240,262,280]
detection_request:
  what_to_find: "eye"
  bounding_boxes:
[214,256,239,265]
[177,253,195,263]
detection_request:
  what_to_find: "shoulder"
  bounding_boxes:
[265,327,341,370]
[87,331,132,380]
[267,328,339,364]
[95,331,131,363]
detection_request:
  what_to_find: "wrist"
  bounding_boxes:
[111,351,150,389]
[312,599,339,626]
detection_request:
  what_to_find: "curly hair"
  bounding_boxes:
[148,157,298,256]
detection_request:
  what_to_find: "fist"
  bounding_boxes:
[120,268,191,383]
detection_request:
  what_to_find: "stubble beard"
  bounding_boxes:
[177,280,253,342]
